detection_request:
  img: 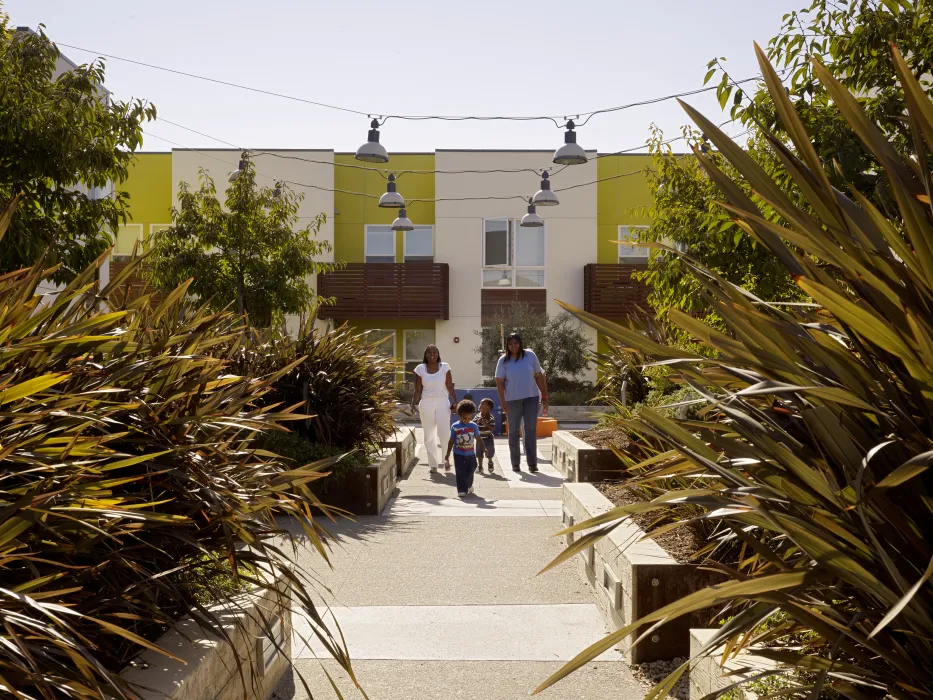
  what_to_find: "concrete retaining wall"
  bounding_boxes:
[381,428,418,479]
[689,629,780,700]
[121,574,291,700]
[562,483,720,663]
[551,430,625,482]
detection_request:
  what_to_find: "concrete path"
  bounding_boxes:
[274,431,643,699]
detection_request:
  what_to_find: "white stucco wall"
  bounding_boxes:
[434,151,598,388]
[170,149,335,333]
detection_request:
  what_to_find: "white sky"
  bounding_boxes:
[6,0,802,154]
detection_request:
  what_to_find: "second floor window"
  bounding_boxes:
[618,225,650,264]
[365,225,434,263]
[482,218,545,288]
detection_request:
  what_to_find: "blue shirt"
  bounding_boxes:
[450,421,480,456]
[495,349,543,403]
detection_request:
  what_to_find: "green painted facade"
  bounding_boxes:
[333,154,436,263]
[596,154,654,264]
[116,152,173,254]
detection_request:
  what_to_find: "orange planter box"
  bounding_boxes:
[504,416,558,438]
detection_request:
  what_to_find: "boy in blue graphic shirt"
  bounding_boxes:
[445,399,484,497]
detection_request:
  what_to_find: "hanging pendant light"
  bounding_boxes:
[355,118,389,163]
[391,207,414,231]
[531,171,559,207]
[229,152,248,182]
[379,173,405,208]
[553,120,587,165]
[497,270,511,287]
[520,199,544,228]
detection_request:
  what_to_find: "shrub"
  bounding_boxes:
[228,321,398,450]
[539,46,933,698]
[0,237,356,698]
[258,430,374,496]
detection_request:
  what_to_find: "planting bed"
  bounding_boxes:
[689,629,780,700]
[121,573,291,700]
[381,428,418,479]
[562,483,722,663]
[551,430,626,482]
[321,449,397,516]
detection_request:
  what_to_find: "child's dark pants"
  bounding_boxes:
[453,454,477,493]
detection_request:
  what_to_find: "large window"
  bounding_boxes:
[482,219,545,288]
[364,329,397,385]
[618,225,650,264]
[404,227,434,262]
[404,329,436,378]
[365,225,395,263]
[114,224,143,257]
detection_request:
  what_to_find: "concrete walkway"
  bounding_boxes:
[273,430,643,699]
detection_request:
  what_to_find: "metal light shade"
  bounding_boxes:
[228,156,248,183]
[391,208,414,231]
[497,273,511,287]
[520,202,544,227]
[355,119,389,163]
[378,173,405,208]
[532,171,559,206]
[553,120,587,165]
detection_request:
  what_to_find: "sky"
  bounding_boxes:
[6,0,804,155]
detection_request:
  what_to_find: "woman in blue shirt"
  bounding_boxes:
[495,333,549,472]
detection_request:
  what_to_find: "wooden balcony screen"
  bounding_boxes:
[317,263,450,320]
[480,288,547,326]
[108,259,167,307]
[583,263,650,319]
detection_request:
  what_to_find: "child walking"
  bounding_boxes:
[445,399,484,497]
[474,398,496,474]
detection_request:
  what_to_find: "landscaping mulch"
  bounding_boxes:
[632,657,689,700]
[571,425,630,450]
[595,481,705,564]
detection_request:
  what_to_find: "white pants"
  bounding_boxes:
[419,397,450,470]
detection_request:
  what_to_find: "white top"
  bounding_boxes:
[415,362,451,399]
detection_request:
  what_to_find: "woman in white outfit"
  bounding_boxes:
[410,344,458,473]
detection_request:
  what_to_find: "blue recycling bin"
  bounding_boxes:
[452,388,503,435]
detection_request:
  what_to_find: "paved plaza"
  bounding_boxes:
[274,429,642,699]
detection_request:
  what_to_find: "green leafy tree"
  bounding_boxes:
[474,302,591,380]
[0,18,156,283]
[637,0,933,321]
[148,156,337,326]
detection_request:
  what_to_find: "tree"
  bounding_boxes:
[474,303,591,380]
[148,157,337,327]
[636,0,933,321]
[0,18,156,283]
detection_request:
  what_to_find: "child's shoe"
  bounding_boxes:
[467,486,474,494]
[458,491,467,497]
[488,464,495,473]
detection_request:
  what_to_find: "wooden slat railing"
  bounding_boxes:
[317,263,449,320]
[583,263,650,319]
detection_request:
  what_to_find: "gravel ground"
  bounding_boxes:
[632,657,689,700]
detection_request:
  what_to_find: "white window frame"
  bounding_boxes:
[148,223,172,247]
[618,225,650,264]
[114,223,144,257]
[403,226,434,262]
[481,218,546,289]
[365,329,397,357]
[365,225,396,263]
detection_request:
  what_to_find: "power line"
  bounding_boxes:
[58,40,777,127]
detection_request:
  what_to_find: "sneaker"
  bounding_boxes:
[529,465,539,473]
[488,464,495,473]
[458,491,467,497]
[444,463,451,472]
[468,486,474,494]
[512,466,521,472]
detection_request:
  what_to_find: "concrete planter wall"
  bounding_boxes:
[547,405,611,422]
[689,629,780,700]
[323,449,397,516]
[562,483,721,663]
[551,430,626,482]
[381,428,418,479]
[121,574,291,700]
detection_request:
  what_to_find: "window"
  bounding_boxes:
[618,225,650,264]
[404,329,436,378]
[365,329,397,385]
[404,226,434,262]
[148,224,172,249]
[365,225,395,263]
[482,219,545,288]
